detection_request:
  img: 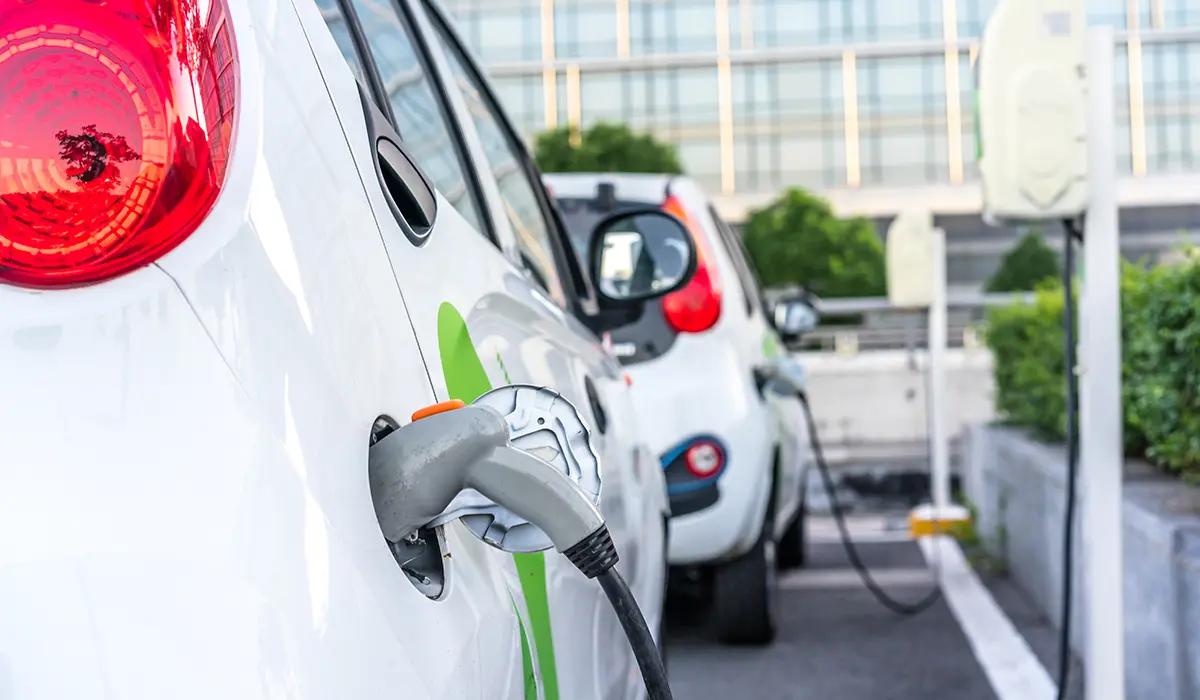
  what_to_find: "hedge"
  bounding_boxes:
[985,249,1200,483]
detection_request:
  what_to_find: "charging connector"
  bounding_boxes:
[368,399,672,700]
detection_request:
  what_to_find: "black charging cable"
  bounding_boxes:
[1056,217,1084,700]
[598,569,673,699]
[796,391,943,616]
[565,529,673,700]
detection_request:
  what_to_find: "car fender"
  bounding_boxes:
[718,419,779,563]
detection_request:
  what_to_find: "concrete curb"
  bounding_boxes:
[961,425,1200,700]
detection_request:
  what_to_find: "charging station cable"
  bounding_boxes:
[1056,217,1084,700]
[795,390,943,616]
[369,402,673,700]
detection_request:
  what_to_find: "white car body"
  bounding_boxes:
[0,0,669,698]
[546,173,812,644]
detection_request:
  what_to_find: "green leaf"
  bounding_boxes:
[985,228,1061,293]
[533,122,683,175]
[741,188,885,298]
[988,248,1200,481]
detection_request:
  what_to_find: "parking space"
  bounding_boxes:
[665,518,1002,700]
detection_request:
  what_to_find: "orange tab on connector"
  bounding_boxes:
[411,399,466,422]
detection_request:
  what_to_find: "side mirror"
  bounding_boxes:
[588,209,697,306]
[773,297,819,336]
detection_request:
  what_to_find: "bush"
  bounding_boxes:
[533,122,684,174]
[1123,252,1200,475]
[986,281,1068,440]
[742,188,886,298]
[986,250,1200,482]
[985,228,1061,293]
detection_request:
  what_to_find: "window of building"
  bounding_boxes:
[857,56,949,185]
[629,0,718,55]
[556,0,619,59]
[1143,41,1200,173]
[750,0,831,47]
[957,0,998,36]
[580,72,625,127]
[1085,0,1129,28]
[731,60,845,190]
[429,19,570,308]
[1160,0,1200,27]
[850,0,941,42]
[322,0,487,235]
[958,52,980,181]
[490,74,546,136]
[677,140,722,193]
[448,6,542,63]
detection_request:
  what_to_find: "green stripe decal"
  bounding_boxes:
[437,302,493,402]
[437,302,556,700]
[514,552,559,700]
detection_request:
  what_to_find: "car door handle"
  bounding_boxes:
[356,83,438,246]
[376,138,436,234]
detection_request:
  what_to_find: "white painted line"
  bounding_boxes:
[919,536,1057,700]
[779,567,935,590]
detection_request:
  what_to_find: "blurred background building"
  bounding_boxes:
[442,0,1200,291]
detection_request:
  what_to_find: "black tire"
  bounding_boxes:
[657,517,669,675]
[778,497,808,571]
[713,515,778,646]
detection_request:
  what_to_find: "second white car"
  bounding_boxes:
[547,173,819,645]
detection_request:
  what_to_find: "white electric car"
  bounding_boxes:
[0,1,695,697]
[547,173,819,645]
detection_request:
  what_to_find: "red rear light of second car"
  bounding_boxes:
[660,194,722,334]
[685,440,725,479]
[0,0,238,289]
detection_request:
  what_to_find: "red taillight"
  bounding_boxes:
[660,194,721,334]
[685,440,724,479]
[0,0,238,289]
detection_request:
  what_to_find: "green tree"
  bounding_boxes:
[985,228,1061,293]
[533,122,684,174]
[742,188,886,298]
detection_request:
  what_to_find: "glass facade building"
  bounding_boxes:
[445,0,1199,193]
[443,0,1200,288]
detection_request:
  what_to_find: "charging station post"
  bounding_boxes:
[887,210,971,538]
[976,1,1125,696]
[1080,23,1125,699]
[928,225,950,516]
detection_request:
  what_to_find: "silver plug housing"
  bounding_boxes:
[368,398,607,557]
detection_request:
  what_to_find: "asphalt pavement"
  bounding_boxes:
[664,518,1001,700]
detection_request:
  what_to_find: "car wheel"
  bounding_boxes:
[778,497,808,571]
[713,514,778,646]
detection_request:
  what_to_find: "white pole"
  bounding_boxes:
[1081,24,1124,700]
[928,227,950,514]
